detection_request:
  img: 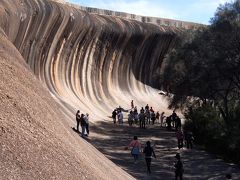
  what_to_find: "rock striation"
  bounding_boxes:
[0,0,194,119]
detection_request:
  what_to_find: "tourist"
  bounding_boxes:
[146,109,150,124]
[150,107,154,113]
[151,111,156,125]
[80,114,86,138]
[127,136,141,163]
[185,131,194,149]
[112,109,117,124]
[76,110,81,131]
[143,141,156,174]
[134,110,139,124]
[128,111,134,126]
[84,113,89,136]
[174,153,184,180]
[131,100,134,109]
[166,116,172,130]
[118,110,123,124]
[175,116,182,131]
[176,128,184,149]
[145,104,149,111]
[139,111,145,128]
[156,111,160,123]
[160,112,165,127]
[172,111,177,128]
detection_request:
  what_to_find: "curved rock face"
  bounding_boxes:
[0,0,184,119]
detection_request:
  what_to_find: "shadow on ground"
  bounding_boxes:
[86,120,240,180]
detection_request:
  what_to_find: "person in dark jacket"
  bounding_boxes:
[143,141,156,174]
[166,116,172,130]
[174,153,184,180]
[76,110,81,131]
[80,114,86,137]
[185,131,194,149]
[175,116,182,131]
[112,109,117,124]
[151,112,156,125]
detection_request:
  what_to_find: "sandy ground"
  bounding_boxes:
[85,119,240,180]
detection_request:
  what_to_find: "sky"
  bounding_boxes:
[66,0,234,24]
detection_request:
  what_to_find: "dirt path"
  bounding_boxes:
[87,120,240,180]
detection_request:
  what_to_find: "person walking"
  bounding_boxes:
[175,116,182,131]
[151,112,156,125]
[76,110,81,131]
[117,110,123,124]
[80,114,86,138]
[84,113,90,136]
[145,104,149,111]
[139,111,145,128]
[128,111,134,126]
[176,128,184,149]
[146,110,150,124]
[172,111,177,128]
[112,109,117,124]
[166,116,172,130]
[131,100,134,109]
[185,131,194,149]
[127,136,141,163]
[160,112,165,127]
[174,153,184,180]
[156,111,160,123]
[143,141,156,174]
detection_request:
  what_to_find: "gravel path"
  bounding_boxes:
[89,120,240,180]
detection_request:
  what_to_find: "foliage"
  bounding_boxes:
[162,1,240,163]
[163,1,240,121]
[184,104,240,163]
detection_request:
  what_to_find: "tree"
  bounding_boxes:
[161,1,240,162]
[162,1,240,124]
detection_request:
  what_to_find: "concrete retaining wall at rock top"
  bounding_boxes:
[66,3,202,29]
[0,0,190,120]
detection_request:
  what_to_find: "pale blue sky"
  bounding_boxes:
[66,0,233,24]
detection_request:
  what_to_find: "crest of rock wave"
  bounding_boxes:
[0,0,194,179]
[0,0,189,120]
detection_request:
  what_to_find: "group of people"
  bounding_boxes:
[126,136,184,179]
[75,110,90,138]
[176,128,194,150]
[116,101,191,179]
[112,102,167,128]
[165,111,182,131]
[126,136,156,174]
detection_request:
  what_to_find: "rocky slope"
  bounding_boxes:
[0,19,135,180]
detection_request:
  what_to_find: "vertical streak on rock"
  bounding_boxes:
[0,0,182,119]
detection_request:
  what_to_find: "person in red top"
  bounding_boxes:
[150,107,154,112]
[127,136,141,163]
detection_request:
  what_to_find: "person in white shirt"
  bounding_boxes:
[118,111,123,124]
